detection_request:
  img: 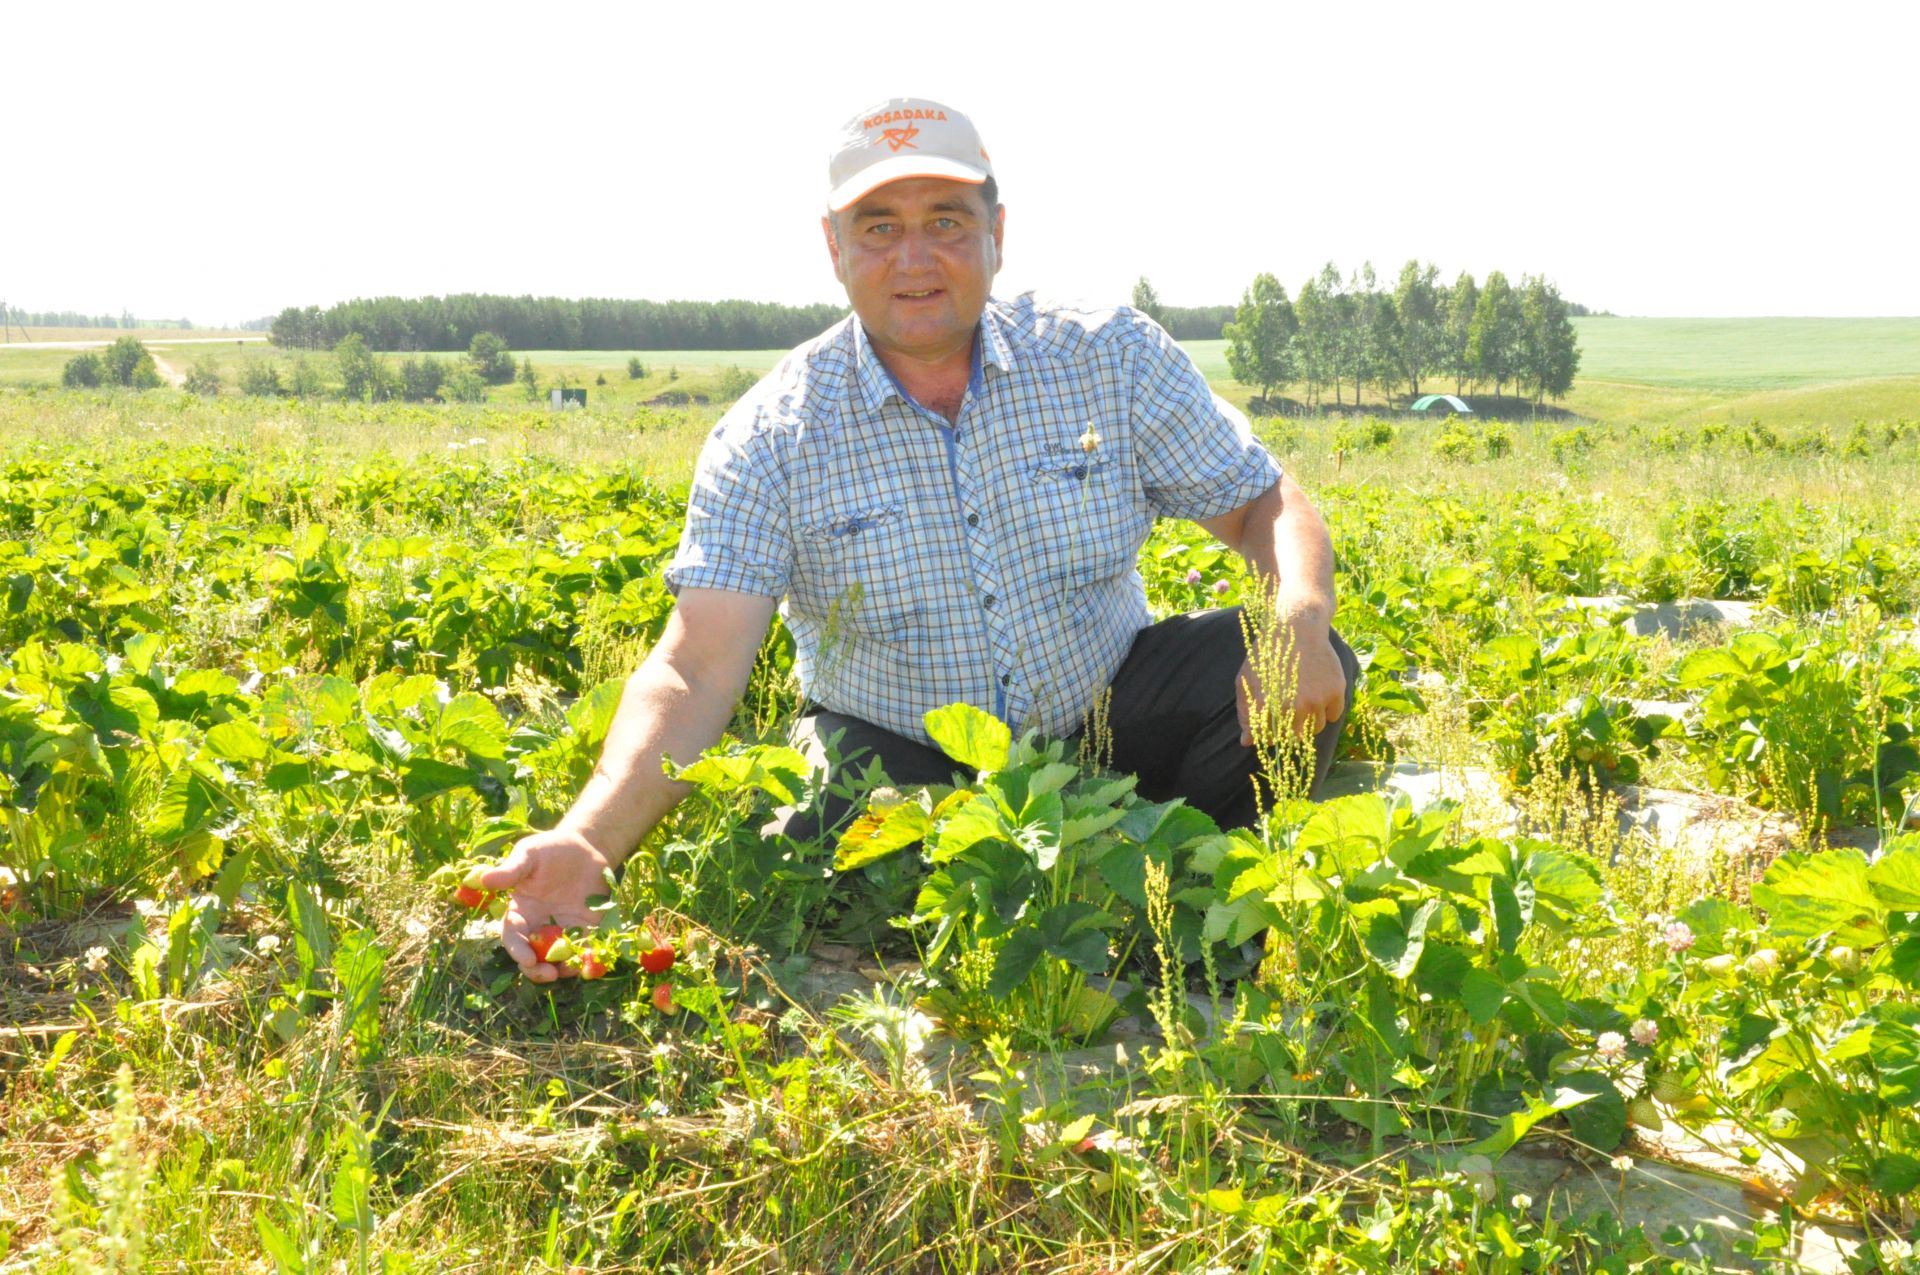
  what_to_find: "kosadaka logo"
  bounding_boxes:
[879,125,919,152]
[862,107,947,129]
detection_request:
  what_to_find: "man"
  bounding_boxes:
[484,98,1359,982]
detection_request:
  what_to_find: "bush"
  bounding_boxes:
[443,366,488,404]
[627,357,646,380]
[62,353,104,388]
[183,362,222,396]
[468,332,515,385]
[239,361,285,397]
[716,366,757,403]
[400,355,446,402]
[1482,423,1511,459]
[1433,428,1476,463]
[517,358,539,402]
[287,356,326,399]
[1549,426,1595,464]
[100,336,162,388]
[595,373,607,386]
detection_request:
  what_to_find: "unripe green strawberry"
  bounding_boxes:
[1651,1072,1694,1105]
[1828,945,1861,975]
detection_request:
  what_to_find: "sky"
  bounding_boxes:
[5,1,1917,325]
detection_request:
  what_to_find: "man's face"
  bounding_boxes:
[823,177,1004,365]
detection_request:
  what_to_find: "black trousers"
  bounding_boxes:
[781,607,1360,838]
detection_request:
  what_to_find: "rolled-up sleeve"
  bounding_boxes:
[662,416,792,599]
[1128,322,1283,521]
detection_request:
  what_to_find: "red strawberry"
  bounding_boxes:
[453,885,487,909]
[652,981,675,1013]
[579,953,610,980]
[640,944,677,974]
[528,924,565,963]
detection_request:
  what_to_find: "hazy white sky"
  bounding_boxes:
[7,1,1916,324]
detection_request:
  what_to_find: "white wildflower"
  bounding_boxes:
[1595,1031,1629,1063]
[84,945,110,974]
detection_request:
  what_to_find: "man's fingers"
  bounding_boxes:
[477,844,534,892]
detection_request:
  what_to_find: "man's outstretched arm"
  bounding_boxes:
[481,587,777,981]
[1196,471,1346,745]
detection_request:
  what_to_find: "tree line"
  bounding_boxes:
[7,308,194,329]
[1218,262,1582,408]
[268,295,853,353]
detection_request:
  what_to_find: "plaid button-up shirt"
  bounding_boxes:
[663,292,1283,747]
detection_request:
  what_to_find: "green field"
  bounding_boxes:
[4,319,1917,430]
[1570,316,1920,390]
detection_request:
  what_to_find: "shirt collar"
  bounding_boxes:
[850,299,1016,415]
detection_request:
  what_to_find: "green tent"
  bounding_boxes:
[1409,394,1473,414]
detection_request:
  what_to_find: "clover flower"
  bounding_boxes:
[1078,426,1102,453]
[1185,568,1203,586]
[1630,1018,1659,1047]
[1211,579,1230,597]
[1661,921,1694,953]
[1595,1031,1629,1063]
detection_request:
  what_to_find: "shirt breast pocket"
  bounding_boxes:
[791,504,921,641]
[1027,456,1139,590]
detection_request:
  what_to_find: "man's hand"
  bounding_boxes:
[479,828,615,983]
[1236,618,1349,748]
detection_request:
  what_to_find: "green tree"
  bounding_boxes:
[62,352,104,388]
[100,336,162,388]
[1442,272,1479,395]
[1519,275,1581,404]
[1291,278,1329,407]
[1129,277,1169,330]
[518,357,540,402]
[335,334,396,402]
[1222,272,1297,406]
[468,332,515,384]
[1364,291,1403,400]
[1468,271,1522,398]
[1318,263,1362,408]
[626,356,646,380]
[1392,260,1442,399]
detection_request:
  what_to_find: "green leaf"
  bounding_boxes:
[1467,1085,1596,1158]
[1490,878,1524,956]
[1677,898,1752,958]
[565,678,626,747]
[834,800,932,870]
[1557,1069,1628,1152]
[1752,850,1886,947]
[1869,1153,1920,1196]
[1868,845,1920,912]
[436,692,509,759]
[204,718,271,764]
[923,703,1010,772]
[1365,900,1438,979]
[987,928,1046,998]
[401,756,479,803]
[930,794,1007,863]
[1462,969,1507,1025]
[674,745,809,803]
[1522,848,1603,919]
[148,762,231,841]
[1297,793,1391,876]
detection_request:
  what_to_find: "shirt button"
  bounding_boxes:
[966,512,980,527]
[982,594,996,608]
[1000,673,1011,687]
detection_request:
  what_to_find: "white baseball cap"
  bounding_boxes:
[826,97,994,212]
